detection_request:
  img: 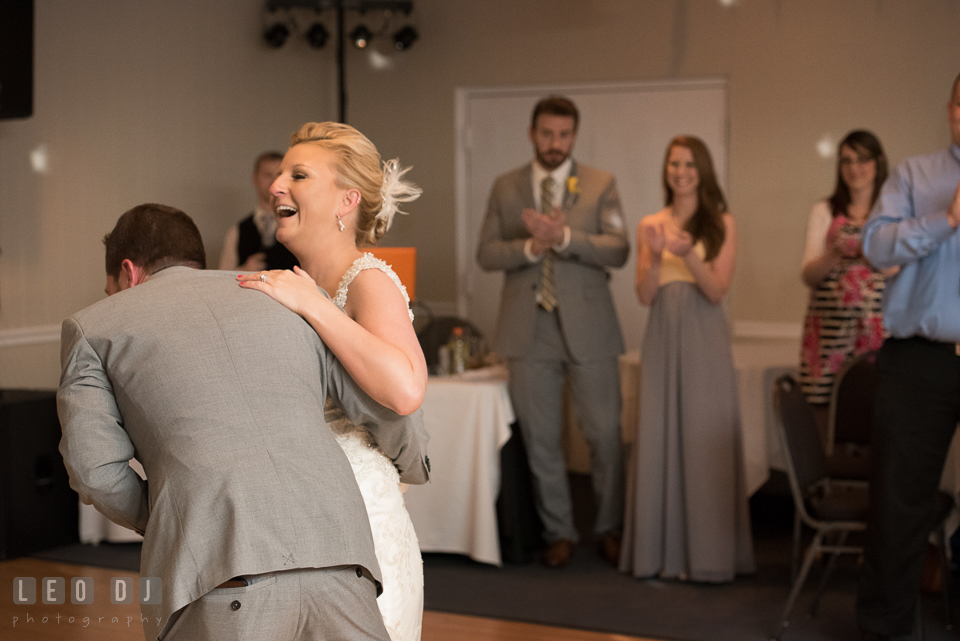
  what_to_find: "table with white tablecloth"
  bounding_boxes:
[565,337,801,495]
[614,337,960,515]
[403,366,514,566]
[728,338,803,494]
[612,337,839,495]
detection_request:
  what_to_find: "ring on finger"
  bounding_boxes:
[259,273,267,283]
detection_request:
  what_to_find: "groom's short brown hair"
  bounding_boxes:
[104,203,206,277]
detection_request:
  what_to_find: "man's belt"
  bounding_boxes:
[914,336,960,356]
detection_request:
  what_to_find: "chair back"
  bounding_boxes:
[774,374,830,519]
[826,350,878,453]
[417,316,484,368]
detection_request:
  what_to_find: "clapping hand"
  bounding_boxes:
[237,266,324,317]
[665,228,693,257]
[522,207,567,255]
[643,222,667,257]
[949,179,960,228]
[825,216,847,256]
[645,221,692,257]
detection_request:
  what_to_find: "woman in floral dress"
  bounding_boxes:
[799,130,892,429]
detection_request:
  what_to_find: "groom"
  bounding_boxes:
[58,203,430,641]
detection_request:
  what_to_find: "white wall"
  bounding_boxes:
[2,0,960,388]
[0,0,340,387]
[455,79,728,353]
[346,0,960,322]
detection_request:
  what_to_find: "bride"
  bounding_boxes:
[238,122,427,641]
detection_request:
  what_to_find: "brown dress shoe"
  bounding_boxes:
[541,539,575,568]
[598,532,621,567]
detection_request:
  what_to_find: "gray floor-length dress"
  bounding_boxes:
[619,277,755,582]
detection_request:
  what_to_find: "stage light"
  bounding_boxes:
[305,22,329,48]
[264,22,290,48]
[350,24,372,49]
[393,25,417,51]
[260,1,419,122]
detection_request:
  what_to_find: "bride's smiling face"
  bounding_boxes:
[270,143,353,251]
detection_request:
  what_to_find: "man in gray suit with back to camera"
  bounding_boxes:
[57,204,430,641]
[477,96,629,568]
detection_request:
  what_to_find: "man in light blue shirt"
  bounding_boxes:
[857,72,960,641]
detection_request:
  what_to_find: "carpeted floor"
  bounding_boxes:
[421,482,959,641]
[422,526,859,641]
[28,478,960,641]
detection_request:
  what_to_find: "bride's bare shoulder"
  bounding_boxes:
[342,264,410,320]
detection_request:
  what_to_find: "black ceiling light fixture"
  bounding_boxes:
[305,21,329,48]
[392,25,417,51]
[349,23,372,49]
[263,1,417,123]
[263,20,291,48]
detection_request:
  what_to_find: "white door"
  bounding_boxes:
[456,78,727,354]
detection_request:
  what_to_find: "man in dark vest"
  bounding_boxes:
[218,151,299,271]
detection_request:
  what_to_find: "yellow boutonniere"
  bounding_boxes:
[566,176,579,195]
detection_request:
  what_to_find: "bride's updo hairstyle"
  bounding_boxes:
[290,122,421,246]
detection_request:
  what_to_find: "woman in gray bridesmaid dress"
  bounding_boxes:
[619,135,754,583]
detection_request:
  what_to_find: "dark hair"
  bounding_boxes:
[952,71,960,101]
[662,135,727,262]
[254,151,283,173]
[827,130,887,217]
[104,204,206,277]
[531,96,579,131]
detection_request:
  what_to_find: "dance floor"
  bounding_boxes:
[6,485,958,641]
[0,556,657,641]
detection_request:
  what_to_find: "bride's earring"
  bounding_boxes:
[337,215,345,232]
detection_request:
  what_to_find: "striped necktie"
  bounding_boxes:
[537,176,558,311]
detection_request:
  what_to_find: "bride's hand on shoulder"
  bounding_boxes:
[237,266,326,317]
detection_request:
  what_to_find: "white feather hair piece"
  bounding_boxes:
[377,158,422,230]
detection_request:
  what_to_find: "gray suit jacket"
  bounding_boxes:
[476,160,629,362]
[57,267,430,638]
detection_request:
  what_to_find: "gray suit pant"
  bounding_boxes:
[159,566,389,641]
[508,307,624,543]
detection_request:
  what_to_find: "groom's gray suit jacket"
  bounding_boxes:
[57,266,430,638]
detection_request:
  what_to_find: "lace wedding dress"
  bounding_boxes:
[325,253,423,641]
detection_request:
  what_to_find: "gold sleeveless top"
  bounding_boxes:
[659,242,707,286]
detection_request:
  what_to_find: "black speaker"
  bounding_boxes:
[0,390,79,560]
[0,0,34,120]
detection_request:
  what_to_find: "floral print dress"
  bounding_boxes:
[800,216,886,404]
